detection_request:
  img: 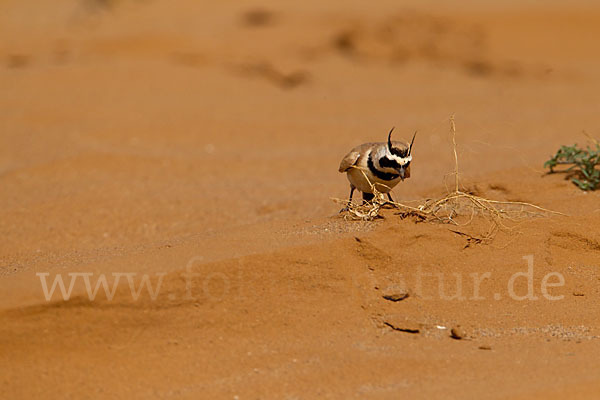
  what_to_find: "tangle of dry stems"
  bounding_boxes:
[334,116,564,242]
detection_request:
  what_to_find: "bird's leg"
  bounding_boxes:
[384,192,398,208]
[385,192,398,208]
[339,186,355,213]
[362,192,375,204]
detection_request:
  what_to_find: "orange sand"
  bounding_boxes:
[2,0,600,398]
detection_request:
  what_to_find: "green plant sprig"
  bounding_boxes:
[544,142,600,190]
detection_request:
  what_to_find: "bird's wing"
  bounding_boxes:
[338,150,361,172]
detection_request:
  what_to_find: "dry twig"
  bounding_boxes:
[334,116,564,240]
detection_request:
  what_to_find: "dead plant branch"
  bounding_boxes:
[335,116,565,240]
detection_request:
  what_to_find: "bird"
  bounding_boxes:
[338,127,416,210]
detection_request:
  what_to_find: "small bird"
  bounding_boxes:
[338,127,416,209]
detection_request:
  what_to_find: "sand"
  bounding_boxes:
[2,0,600,398]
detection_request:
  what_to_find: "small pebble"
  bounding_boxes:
[450,326,465,340]
[382,292,409,302]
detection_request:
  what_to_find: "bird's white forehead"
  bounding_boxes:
[389,154,412,165]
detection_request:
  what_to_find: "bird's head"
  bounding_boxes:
[377,127,416,180]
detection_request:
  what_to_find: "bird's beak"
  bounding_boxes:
[398,168,406,180]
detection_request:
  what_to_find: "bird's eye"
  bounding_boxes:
[404,161,410,168]
[391,147,408,158]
